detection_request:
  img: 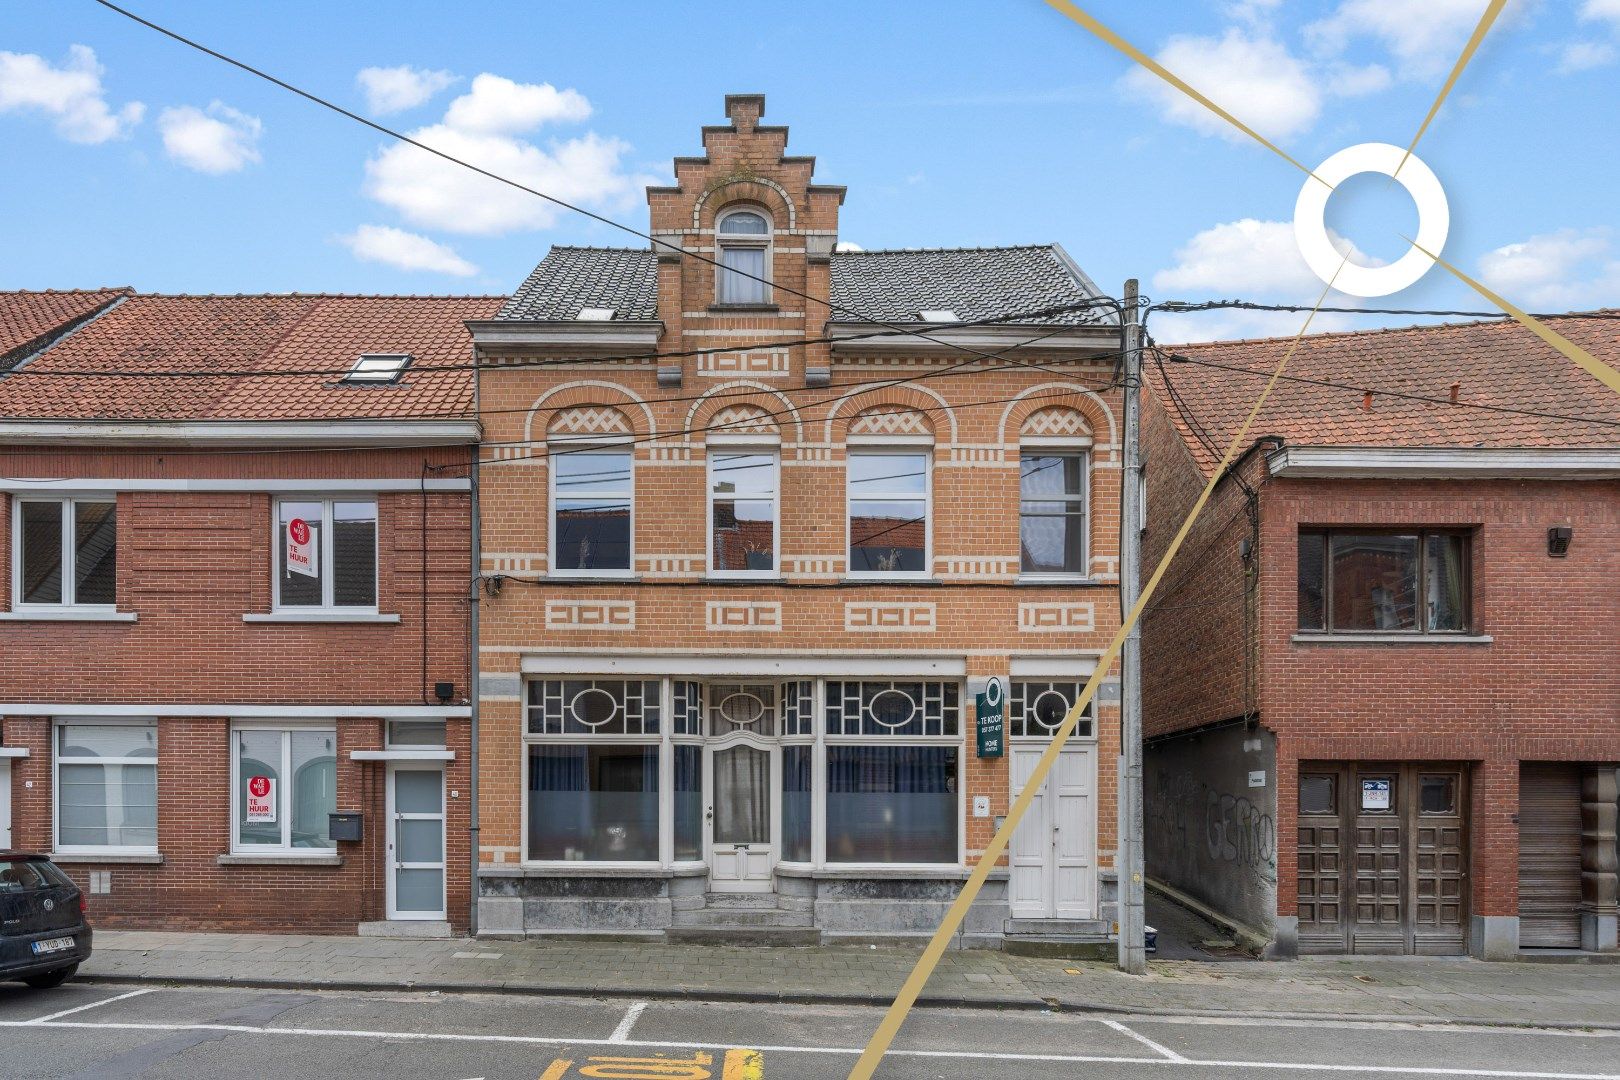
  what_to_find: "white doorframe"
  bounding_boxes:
[386,762,446,921]
[704,733,779,893]
[0,761,11,850]
[1008,741,1098,920]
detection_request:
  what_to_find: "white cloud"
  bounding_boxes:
[338,224,477,276]
[440,74,590,135]
[361,75,655,236]
[0,44,143,144]
[1581,0,1620,29]
[357,65,457,114]
[1123,30,1322,143]
[157,101,262,173]
[1151,218,1376,342]
[1557,41,1616,73]
[1477,227,1620,310]
[1306,0,1524,78]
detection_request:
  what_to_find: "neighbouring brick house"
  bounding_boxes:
[471,95,1128,949]
[0,289,497,933]
[1141,315,1620,959]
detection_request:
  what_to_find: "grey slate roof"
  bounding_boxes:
[496,244,1109,325]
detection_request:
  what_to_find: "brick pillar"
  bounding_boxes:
[1470,758,1519,959]
[1580,765,1619,952]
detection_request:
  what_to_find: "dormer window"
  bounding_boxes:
[344,353,411,383]
[918,310,960,323]
[716,208,771,305]
[578,306,616,321]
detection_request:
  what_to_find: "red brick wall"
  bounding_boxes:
[0,444,474,931]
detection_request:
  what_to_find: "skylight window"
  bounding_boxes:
[344,353,412,383]
[578,306,616,321]
[918,310,960,323]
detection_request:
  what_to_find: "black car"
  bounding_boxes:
[0,853,92,988]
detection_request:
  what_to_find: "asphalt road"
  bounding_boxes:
[0,979,1616,1079]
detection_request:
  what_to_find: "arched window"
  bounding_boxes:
[1020,408,1092,578]
[716,208,771,305]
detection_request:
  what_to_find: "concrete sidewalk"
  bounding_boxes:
[78,930,1620,1029]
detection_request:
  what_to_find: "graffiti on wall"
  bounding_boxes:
[1149,768,1277,886]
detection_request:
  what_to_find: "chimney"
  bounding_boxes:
[1449,381,1460,403]
[1362,390,1373,411]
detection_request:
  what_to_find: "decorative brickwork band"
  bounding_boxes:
[844,602,936,632]
[1018,601,1096,632]
[544,600,636,631]
[705,600,783,631]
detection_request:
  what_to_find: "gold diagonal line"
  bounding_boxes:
[1396,0,1510,179]
[1411,240,1620,395]
[846,256,1351,1080]
[1043,0,1324,184]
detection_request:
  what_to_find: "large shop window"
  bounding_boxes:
[847,452,930,576]
[54,723,157,853]
[233,727,338,852]
[1297,529,1471,634]
[275,499,377,610]
[709,450,778,575]
[715,208,771,305]
[1019,453,1088,575]
[825,680,959,864]
[14,498,117,608]
[552,448,633,574]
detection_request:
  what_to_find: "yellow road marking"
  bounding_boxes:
[1397,0,1510,179]
[541,1060,575,1080]
[1042,0,1322,183]
[848,258,1350,1080]
[723,1048,766,1080]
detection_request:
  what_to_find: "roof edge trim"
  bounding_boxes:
[1268,445,1620,479]
[0,419,479,447]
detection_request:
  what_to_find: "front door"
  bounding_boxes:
[0,761,10,850]
[386,765,446,920]
[1009,743,1097,919]
[1297,762,1467,954]
[706,741,775,892]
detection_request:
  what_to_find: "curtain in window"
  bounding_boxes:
[825,746,957,863]
[527,744,658,861]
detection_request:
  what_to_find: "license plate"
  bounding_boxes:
[30,937,74,955]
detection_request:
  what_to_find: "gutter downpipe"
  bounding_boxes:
[467,343,483,938]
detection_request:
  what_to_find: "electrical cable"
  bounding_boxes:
[1152,300,1620,321]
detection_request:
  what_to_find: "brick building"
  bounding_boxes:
[0,289,496,933]
[1141,315,1620,959]
[471,95,1128,948]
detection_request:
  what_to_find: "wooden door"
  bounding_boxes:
[1518,763,1583,949]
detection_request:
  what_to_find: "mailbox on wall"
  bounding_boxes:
[328,812,363,843]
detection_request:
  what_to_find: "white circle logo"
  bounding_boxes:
[1293,142,1449,298]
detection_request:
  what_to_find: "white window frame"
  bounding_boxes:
[10,495,119,612]
[52,718,158,856]
[229,721,339,855]
[845,447,933,580]
[521,678,668,869]
[271,497,379,613]
[1017,444,1092,581]
[714,206,773,306]
[820,679,965,871]
[1007,680,1101,742]
[706,442,780,580]
[548,441,635,579]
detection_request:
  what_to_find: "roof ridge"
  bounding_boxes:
[0,287,133,297]
[832,243,1058,255]
[1165,309,1620,351]
[118,292,507,301]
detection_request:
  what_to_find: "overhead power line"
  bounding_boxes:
[1153,300,1620,321]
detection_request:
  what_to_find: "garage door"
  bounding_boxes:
[1517,763,1583,949]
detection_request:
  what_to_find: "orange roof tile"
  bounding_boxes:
[1145,313,1620,477]
[0,292,503,421]
[0,289,131,371]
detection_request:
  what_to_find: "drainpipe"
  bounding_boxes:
[467,349,482,938]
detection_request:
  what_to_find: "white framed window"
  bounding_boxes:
[274,498,377,610]
[708,449,778,576]
[1019,452,1089,577]
[12,497,118,609]
[54,721,157,854]
[550,447,633,576]
[823,680,961,866]
[232,725,338,853]
[1008,681,1096,740]
[715,207,772,305]
[846,450,930,577]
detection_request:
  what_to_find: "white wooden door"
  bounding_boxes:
[387,765,446,920]
[706,741,776,893]
[1009,744,1096,919]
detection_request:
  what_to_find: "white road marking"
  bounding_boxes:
[5,1018,1620,1079]
[24,988,153,1024]
[1103,1018,1189,1062]
[1116,1013,1620,1039]
[609,1001,647,1043]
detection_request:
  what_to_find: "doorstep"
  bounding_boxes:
[358,920,452,939]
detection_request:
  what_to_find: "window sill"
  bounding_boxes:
[0,608,137,622]
[705,575,788,585]
[50,851,163,865]
[216,853,343,867]
[840,577,943,587]
[774,864,1008,881]
[1291,632,1493,646]
[546,574,641,584]
[480,863,708,879]
[1015,575,1099,586]
[243,612,401,624]
[707,303,780,314]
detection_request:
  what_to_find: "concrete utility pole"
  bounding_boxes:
[1117,278,1147,974]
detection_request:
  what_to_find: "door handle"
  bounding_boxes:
[705,807,714,822]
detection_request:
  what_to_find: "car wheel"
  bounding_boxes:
[23,964,78,989]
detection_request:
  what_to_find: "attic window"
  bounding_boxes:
[578,306,616,321]
[918,310,960,323]
[344,353,412,383]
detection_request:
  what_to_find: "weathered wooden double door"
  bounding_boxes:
[1296,763,1469,955]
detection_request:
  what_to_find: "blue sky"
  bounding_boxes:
[3,0,1617,341]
